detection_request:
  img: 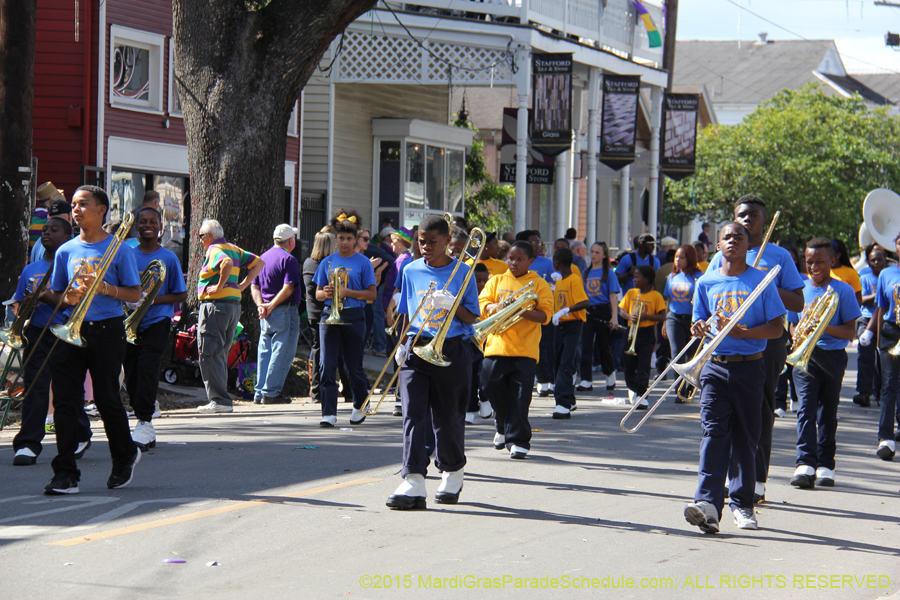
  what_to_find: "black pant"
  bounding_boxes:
[580,304,615,381]
[793,348,847,471]
[554,321,582,407]
[755,329,789,484]
[123,319,170,422]
[399,336,471,477]
[856,317,881,398]
[536,324,555,384]
[13,324,91,456]
[467,340,484,412]
[50,316,135,480]
[655,322,670,374]
[623,327,655,396]
[482,356,535,450]
[308,317,321,402]
[665,312,692,365]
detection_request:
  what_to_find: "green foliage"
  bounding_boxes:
[455,116,514,233]
[663,84,900,252]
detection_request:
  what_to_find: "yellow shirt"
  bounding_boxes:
[698,260,709,273]
[831,265,862,294]
[479,257,509,278]
[618,288,666,328]
[554,272,588,322]
[478,271,553,361]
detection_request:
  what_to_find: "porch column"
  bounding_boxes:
[648,86,662,238]
[586,67,600,244]
[515,45,531,234]
[618,164,630,251]
[555,150,569,240]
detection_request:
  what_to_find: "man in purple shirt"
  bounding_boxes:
[250,224,302,404]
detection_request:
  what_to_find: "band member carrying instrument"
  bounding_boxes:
[387,216,480,510]
[479,241,553,459]
[10,218,92,466]
[684,222,786,534]
[40,186,142,495]
[313,209,377,428]
[787,239,860,489]
[663,244,704,404]
[618,265,666,409]
[123,207,187,451]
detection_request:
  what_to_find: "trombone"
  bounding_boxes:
[620,265,782,433]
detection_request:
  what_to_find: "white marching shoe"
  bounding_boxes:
[349,407,366,425]
[876,439,895,460]
[816,467,835,487]
[478,401,493,419]
[465,412,477,424]
[386,473,427,510]
[132,421,156,451]
[493,432,506,450]
[606,371,616,390]
[435,469,464,504]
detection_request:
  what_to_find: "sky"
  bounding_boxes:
[675,0,900,73]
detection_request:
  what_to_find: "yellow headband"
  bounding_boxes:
[337,213,357,224]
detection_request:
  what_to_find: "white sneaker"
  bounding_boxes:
[606,371,616,389]
[493,432,505,450]
[132,421,156,450]
[816,467,835,487]
[773,407,785,418]
[465,412,477,424]
[84,403,99,417]
[876,439,895,460]
[627,390,636,405]
[319,415,337,428]
[732,506,758,530]
[478,401,493,419]
[349,407,366,425]
[197,401,233,414]
[435,469,464,504]
[152,401,162,419]
[509,445,528,459]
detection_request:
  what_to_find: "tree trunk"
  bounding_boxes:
[173,0,375,346]
[0,2,36,300]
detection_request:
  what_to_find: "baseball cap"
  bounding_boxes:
[48,199,72,217]
[638,233,656,244]
[660,236,678,246]
[273,223,299,241]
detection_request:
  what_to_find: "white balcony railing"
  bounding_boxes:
[387,0,664,63]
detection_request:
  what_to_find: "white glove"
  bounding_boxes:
[552,307,570,326]
[859,330,874,347]
[125,291,148,311]
[550,272,562,282]
[426,290,456,311]
[394,343,407,366]
[392,292,401,307]
[549,284,556,292]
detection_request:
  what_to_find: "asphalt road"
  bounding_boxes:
[0,348,898,600]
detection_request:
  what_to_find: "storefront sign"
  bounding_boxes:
[531,53,573,157]
[599,75,641,171]
[660,93,700,181]
[499,108,556,186]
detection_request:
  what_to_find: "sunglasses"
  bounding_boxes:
[360,236,370,242]
[198,232,207,240]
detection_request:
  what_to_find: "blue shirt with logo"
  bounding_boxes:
[615,253,660,295]
[398,258,480,340]
[860,271,877,319]
[787,278,860,351]
[14,259,64,330]
[875,265,900,323]
[692,266,786,356]
[583,267,621,306]
[313,252,377,310]
[707,243,805,293]
[131,246,186,331]
[664,271,701,315]
[530,256,555,286]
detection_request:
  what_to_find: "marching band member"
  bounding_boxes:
[854,244,886,407]
[684,223,785,534]
[663,244,704,403]
[123,207,187,451]
[617,265,666,409]
[387,216,479,510]
[11,218,92,466]
[479,241,553,458]
[830,239,863,306]
[578,242,620,392]
[477,232,509,278]
[464,263,492,425]
[788,239,860,489]
[517,230,557,398]
[314,209,377,428]
[41,186,142,495]
[549,248,589,419]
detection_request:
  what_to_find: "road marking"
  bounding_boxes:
[643,414,701,427]
[48,477,382,547]
[0,496,119,524]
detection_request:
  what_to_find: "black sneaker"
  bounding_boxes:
[852,393,871,408]
[45,474,79,495]
[261,394,292,404]
[107,449,141,489]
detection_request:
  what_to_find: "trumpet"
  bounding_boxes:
[620,265,782,433]
[472,281,538,346]
[624,294,643,356]
[785,287,839,374]
[124,259,167,345]
[322,266,348,326]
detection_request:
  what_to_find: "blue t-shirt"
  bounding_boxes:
[583,267,621,306]
[50,235,141,322]
[530,256,555,285]
[860,271,878,319]
[692,266,787,356]
[615,253,661,295]
[312,252,376,310]
[396,256,418,292]
[875,265,900,323]
[572,254,588,274]
[131,246,186,331]
[30,241,45,264]
[14,259,64,330]
[788,278,860,351]
[664,271,701,315]
[398,258,480,340]
[707,243,805,293]
[858,265,873,278]
[786,273,810,323]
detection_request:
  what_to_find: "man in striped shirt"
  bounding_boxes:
[196,219,264,413]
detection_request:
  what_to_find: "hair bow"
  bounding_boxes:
[337,213,357,223]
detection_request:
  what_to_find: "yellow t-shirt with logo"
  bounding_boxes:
[618,288,666,328]
[478,271,553,361]
[554,272,588,322]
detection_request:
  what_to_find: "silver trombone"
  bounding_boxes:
[620,265,781,434]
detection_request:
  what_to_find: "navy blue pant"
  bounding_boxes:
[776,363,798,408]
[399,336,471,477]
[623,327,655,396]
[754,329,789,484]
[536,323,555,384]
[13,324,91,456]
[665,312,692,365]
[319,307,368,416]
[792,347,847,470]
[467,340,484,412]
[553,321,582,408]
[580,304,615,381]
[482,356,535,450]
[856,318,881,398]
[878,322,900,441]
[695,358,764,517]
[123,319,170,422]
[612,316,627,372]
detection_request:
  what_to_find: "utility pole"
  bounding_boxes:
[0,1,37,299]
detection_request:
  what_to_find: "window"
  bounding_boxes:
[110,26,165,113]
[168,38,182,117]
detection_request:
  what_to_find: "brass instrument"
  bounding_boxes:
[414,227,486,366]
[621,265,782,433]
[51,213,135,348]
[0,269,54,350]
[322,266,348,326]
[471,281,538,346]
[624,294,643,356]
[785,287,839,374]
[124,259,167,345]
[385,306,401,336]
[889,287,900,357]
